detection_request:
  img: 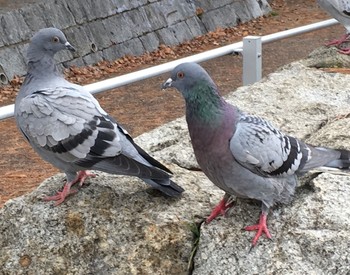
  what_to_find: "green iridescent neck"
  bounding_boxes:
[185,82,224,124]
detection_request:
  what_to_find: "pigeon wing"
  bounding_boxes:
[116,124,173,174]
[17,87,99,158]
[17,86,169,179]
[318,0,350,31]
[230,115,311,177]
[339,0,350,16]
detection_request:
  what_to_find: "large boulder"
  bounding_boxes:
[1,50,350,274]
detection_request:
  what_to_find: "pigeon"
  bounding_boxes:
[15,28,184,205]
[317,0,350,54]
[162,62,350,246]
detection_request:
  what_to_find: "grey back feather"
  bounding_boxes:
[318,0,350,31]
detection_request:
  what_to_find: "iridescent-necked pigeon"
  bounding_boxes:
[162,62,350,246]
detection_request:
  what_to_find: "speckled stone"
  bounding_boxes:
[2,51,350,274]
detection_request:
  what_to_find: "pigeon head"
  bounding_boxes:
[162,62,224,122]
[162,62,217,98]
[27,28,75,62]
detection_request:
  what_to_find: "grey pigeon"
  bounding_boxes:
[15,28,184,205]
[318,0,350,54]
[162,62,350,246]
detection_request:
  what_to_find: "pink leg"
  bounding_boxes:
[338,47,350,55]
[76,170,96,187]
[44,170,96,206]
[43,181,77,206]
[325,34,350,47]
[245,213,272,247]
[206,195,234,224]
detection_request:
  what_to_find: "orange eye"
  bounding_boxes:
[52,36,59,43]
[177,71,185,79]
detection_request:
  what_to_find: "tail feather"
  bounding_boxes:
[116,124,173,174]
[307,148,350,175]
[141,178,184,197]
[301,146,349,171]
[133,142,173,174]
[313,167,350,176]
[88,154,171,180]
[324,149,350,169]
[92,157,185,197]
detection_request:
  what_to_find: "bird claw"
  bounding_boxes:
[338,48,350,55]
[245,213,272,247]
[43,187,77,206]
[325,34,350,47]
[326,39,344,47]
[206,196,234,224]
[43,170,95,206]
[76,170,96,187]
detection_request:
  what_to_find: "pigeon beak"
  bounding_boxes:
[161,78,173,90]
[65,41,76,52]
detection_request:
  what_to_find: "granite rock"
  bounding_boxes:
[2,50,350,274]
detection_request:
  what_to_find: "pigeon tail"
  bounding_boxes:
[299,146,350,174]
[323,148,350,170]
[141,178,184,197]
[132,142,173,175]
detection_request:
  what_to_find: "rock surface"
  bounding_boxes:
[1,49,350,274]
[303,46,350,69]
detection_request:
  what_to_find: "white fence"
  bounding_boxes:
[0,18,339,121]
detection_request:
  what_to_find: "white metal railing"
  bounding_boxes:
[0,18,339,121]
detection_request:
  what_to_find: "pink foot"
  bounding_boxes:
[206,196,234,224]
[338,47,350,55]
[44,170,96,206]
[325,34,350,47]
[76,170,96,187]
[43,181,77,206]
[245,213,272,247]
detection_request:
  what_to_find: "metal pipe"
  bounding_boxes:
[261,18,338,44]
[0,41,243,121]
[0,19,339,120]
[85,41,243,95]
[0,104,14,120]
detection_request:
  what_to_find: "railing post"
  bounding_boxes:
[243,36,262,85]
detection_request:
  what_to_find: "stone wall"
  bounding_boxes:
[0,0,270,83]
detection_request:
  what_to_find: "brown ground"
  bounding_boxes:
[0,0,346,207]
